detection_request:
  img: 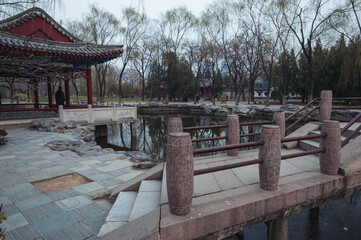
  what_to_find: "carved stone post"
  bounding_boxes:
[259,125,281,191]
[167,117,183,137]
[166,132,194,215]
[318,90,332,123]
[320,120,341,175]
[273,112,285,138]
[227,115,240,156]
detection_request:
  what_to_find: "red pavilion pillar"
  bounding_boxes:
[65,79,70,107]
[34,80,39,108]
[86,66,93,106]
[47,77,53,108]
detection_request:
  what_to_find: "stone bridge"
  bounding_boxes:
[96,91,361,240]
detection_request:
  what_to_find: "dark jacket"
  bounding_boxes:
[55,89,65,107]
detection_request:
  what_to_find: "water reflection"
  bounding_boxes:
[96,113,265,163]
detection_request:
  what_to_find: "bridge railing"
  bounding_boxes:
[166,114,341,216]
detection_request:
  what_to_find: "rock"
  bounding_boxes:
[45,140,82,151]
[0,136,7,145]
[0,129,7,136]
[74,141,103,157]
[281,104,299,111]
[64,120,77,129]
[87,125,95,132]
[122,151,152,162]
[132,161,157,169]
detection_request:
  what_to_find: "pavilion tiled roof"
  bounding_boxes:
[0,31,123,61]
[0,7,81,43]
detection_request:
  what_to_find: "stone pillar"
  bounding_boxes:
[273,112,285,138]
[320,120,341,175]
[88,104,93,123]
[47,77,53,108]
[59,105,64,122]
[166,132,193,215]
[318,90,332,123]
[86,66,93,107]
[167,117,183,137]
[266,217,289,240]
[226,115,240,156]
[259,125,281,191]
[34,81,39,108]
[130,122,137,138]
[65,79,70,107]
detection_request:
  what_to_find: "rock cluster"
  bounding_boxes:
[116,151,157,169]
[0,128,7,145]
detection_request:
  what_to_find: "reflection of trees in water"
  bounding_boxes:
[105,114,266,163]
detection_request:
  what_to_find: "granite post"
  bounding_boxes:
[318,90,332,123]
[320,120,341,175]
[273,112,285,138]
[227,115,240,156]
[259,125,281,191]
[168,117,183,137]
[166,132,194,215]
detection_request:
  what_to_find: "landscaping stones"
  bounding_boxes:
[133,161,157,169]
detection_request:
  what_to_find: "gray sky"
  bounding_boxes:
[54,0,211,22]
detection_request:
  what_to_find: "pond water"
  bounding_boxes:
[96,113,361,240]
[96,113,263,163]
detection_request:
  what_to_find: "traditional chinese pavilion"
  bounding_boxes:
[0,7,123,108]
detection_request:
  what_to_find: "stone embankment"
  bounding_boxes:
[29,119,156,169]
[137,102,360,122]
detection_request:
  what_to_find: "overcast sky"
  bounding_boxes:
[54,0,211,22]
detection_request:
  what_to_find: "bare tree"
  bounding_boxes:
[157,6,196,103]
[117,7,148,104]
[279,0,343,101]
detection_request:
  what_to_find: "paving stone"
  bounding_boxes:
[0,174,27,188]
[232,164,260,185]
[0,155,16,160]
[25,172,54,182]
[22,203,63,224]
[94,199,113,212]
[15,194,52,211]
[0,196,11,205]
[1,212,29,231]
[7,188,44,203]
[139,180,162,192]
[47,188,82,201]
[106,168,130,177]
[5,224,42,240]
[3,182,36,195]
[31,159,52,166]
[116,172,141,182]
[79,160,102,165]
[212,169,244,190]
[72,182,104,194]
[43,223,95,240]
[1,203,20,216]
[69,165,93,172]
[81,214,107,236]
[106,192,137,222]
[194,173,221,197]
[36,162,61,169]
[68,203,105,222]
[33,211,77,236]
[56,195,93,211]
[128,191,160,221]
[280,160,304,177]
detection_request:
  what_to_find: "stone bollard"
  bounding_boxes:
[273,112,285,138]
[167,117,183,137]
[226,115,240,156]
[59,105,64,122]
[259,125,281,191]
[320,120,341,175]
[318,90,332,123]
[166,132,194,215]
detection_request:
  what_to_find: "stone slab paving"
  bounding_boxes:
[0,127,145,239]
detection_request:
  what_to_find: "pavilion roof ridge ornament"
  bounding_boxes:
[0,7,82,43]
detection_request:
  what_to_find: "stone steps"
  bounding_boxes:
[97,180,161,238]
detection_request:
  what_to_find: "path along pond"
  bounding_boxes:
[96,113,361,240]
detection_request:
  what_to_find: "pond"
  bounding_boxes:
[96,112,361,240]
[96,113,264,163]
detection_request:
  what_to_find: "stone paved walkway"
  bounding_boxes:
[0,127,144,240]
